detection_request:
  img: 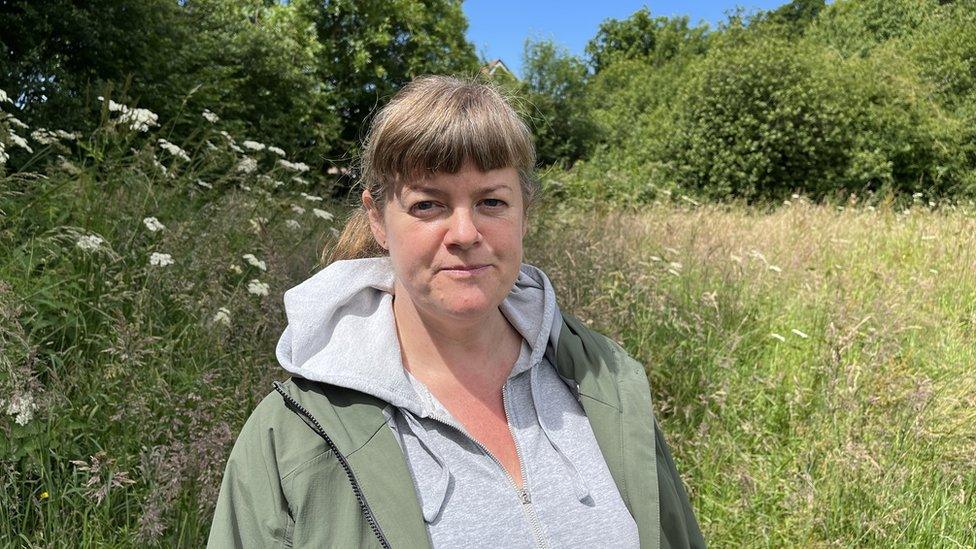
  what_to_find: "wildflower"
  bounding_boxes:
[58,156,80,175]
[768,265,782,273]
[327,166,340,175]
[142,217,165,232]
[212,307,231,326]
[76,234,104,251]
[242,253,267,271]
[649,255,662,262]
[157,139,190,161]
[56,130,80,141]
[236,157,257,174]
[300,192,323,202]
[312,208,334,221]
[668,261,682,271]
[791,329,809,339]
[248,217,268,233]
[664,246,679,255]
[5,115,28,129]
[202,109,220,123]
[149,252,174,267]
[929,268,939,275]
[292,176,309,186]
[243,140,266,152]
[119,106,159,132]
[285,219,301,230]
[278,159,310,172]
[247,279,270,297]
[228,264,243,275]
[9,131,32,153]
[6,392,37,426]
[196,179,213,189]
[666,268,680,277]
[31,129,59,145]
[267,145,286,157]
[0,142,7,165]
[330,227,341,237]
[291,204,306,215]
[152,157,168,177]
[40,492,49,500]
[769,333,786,342]
[0,88,11,104]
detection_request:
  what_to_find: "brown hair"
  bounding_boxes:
[325,75,538,264]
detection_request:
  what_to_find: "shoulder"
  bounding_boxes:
[556,312,645,380]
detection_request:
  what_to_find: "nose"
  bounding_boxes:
[445,207,481,248]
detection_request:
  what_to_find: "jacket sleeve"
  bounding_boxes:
[655,417,707,549]
[207,407,294,548]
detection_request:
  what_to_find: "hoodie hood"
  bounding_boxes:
[275,256,561,418]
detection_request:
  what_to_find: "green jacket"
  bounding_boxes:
[208,314,705,548]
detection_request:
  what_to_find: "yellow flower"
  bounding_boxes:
[40,491,49,500]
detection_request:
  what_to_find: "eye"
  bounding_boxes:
[409,200,440,216]
[481,198,506,209]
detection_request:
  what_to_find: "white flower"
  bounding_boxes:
[768,265,782,273]
[5,115,28,129]
[9,131,32,153]
[149,252,175,267]
[202,109,220,124]
[292,176,309,186]
[243,140,266,152]
[228,264,243,275]
[196,179,213,189]
[312,208,334,221]
[267,146,286,157]
[0,88,11,104]
[158,139,190,161]
[649,256,662,262]
[769,333,786,342]
[6,393,37,426]
[285,219,301,230]
[236,157,258,174]
[76,234,104,251]
[330,227,341,237]
[248,217,268,233]
[212,307,231,326]
[278,159,310,172]
[119,106,159,132]
[247,279,269,297]
[290,204,306,215]
[31,129,59,145]
[142,217,165,232]
[300,192,323,202]
[0,142,8,165]
[327,166,339,175]
[791,329,809,339]
[55,130,80,141]
[153,157,169,177]
[242,253,267,271]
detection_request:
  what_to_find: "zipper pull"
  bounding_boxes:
[519,487,531,504]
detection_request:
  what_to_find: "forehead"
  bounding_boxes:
[396,165,520,196]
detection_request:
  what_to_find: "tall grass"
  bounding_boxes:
[526,200,976,547]
[2,97,974,546]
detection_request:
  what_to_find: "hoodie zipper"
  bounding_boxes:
[273,382,392,549]
[423,381,548,549]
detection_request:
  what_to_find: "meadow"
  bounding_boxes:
[3,96,975,547]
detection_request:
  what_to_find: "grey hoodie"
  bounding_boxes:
[275,257,639,548]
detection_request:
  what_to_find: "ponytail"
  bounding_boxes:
[322,208,387,265]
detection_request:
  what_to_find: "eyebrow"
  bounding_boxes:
[402,184,511,197]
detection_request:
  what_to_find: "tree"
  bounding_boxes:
[305,0,479,154]
[521,39,600,167]
[585,7,709,74]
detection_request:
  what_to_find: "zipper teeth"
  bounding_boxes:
[429,383,547,548]
[273,382,392,549]
[502,384,548,549]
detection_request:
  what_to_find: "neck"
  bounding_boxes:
[392,283,520,386]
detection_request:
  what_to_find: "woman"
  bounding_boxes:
[208,76,704,548]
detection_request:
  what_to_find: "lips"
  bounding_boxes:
[440,264,490,272]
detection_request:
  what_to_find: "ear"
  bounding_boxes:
[362,189,388,250]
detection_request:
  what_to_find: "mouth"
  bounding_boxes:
[440,264,490,274]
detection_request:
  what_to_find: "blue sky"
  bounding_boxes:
[463,0,790,77]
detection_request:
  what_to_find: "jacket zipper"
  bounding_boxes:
[273,381,392,549]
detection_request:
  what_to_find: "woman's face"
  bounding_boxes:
[364,160,526,323]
